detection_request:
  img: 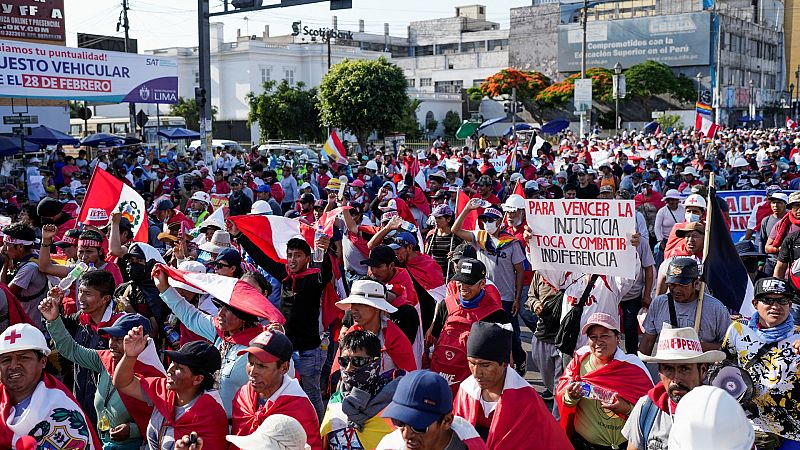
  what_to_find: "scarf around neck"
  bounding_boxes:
[748,312,796,344]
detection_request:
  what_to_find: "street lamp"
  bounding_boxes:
[614,62,622,136]
[696,73,703,102]
[749,79,755,127]
[791,83,796,121]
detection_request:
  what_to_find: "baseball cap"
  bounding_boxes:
[230,177,243,185]
[215,248,242,267]
[477,175,492,186]
[451,242,477,262]
[666,257,701,285]
[478,207,502,221]
[256,184,272,193]
[55,228,81,248]
[769,192,788,204]
[98,314,152,337]
[382,370,453,431]
[360,245,399,267]
[581,312,620,334]
[599,185,614,194]
[300,193,316,204]
[165,340,222,373]
[431,204,454,217]
[754,277,793,300]
[674,221,705,236]
[237,330,294,364]
[156,199,174,211]
[389,231,417,250]
[451,258,486,285]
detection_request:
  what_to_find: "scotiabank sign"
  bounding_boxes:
[0,0,65,42]
[291,21,353,40]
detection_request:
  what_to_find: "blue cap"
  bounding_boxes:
[256,184,271,193]
[389,231,417,249]
[98,313,151,337]
[215,248,242,266]
[382,370,453,430]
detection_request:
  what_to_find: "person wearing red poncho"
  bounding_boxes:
[454,321,571,450]
[232,330,322,450]
[556,313,653,450]
[113,328,228,450]
[334,280,417,372]
[0,324,102,450]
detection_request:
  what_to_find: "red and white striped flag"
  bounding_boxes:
[155,263,285,323]
[228,215,315,263]
[787,116,798,130]
[78,167,149,242]
[456,189,478,231]
[695,114,720,138]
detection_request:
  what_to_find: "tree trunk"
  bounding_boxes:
[356,130,369,155]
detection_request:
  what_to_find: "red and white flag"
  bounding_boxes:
[316,205,352,237]
[156,263,285,324]
[695,114,720,138]
[228,215,315,263]
[323,131,348,165]
[456,189,478,231]
[78,167,149,242]
[787,116,798,130]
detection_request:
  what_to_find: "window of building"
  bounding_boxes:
[438,43,459,54]
[260,67,271,84]
[420,78,432,87]
[407,78,416,88]
[99,123,112,133]
[473,79,485,87]
[434,80,464,94]
[284,68,295,85]
[194,71,199,86]
[416,45,434,56]
[487,39,508,51]
[461,41,483,53]
[479,6,485,14]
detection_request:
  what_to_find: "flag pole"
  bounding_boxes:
[443,186,459,281]
[694,175,715,333]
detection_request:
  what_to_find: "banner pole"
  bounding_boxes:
[694,175,715,333]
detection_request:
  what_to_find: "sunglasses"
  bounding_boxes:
[214,263,233,269]
[337,355,378,368]
[759,297,791,306]
[390,419,431,434]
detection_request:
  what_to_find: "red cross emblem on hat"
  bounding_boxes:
[4,330,22,344]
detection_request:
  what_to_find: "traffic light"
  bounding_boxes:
[516,101,524,113]
[503,102,511,114]
[330,0,352,9]
[195,87,207,108]
[231,0,263,8]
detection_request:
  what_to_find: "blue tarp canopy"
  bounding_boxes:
[81,133,125,147]
[27,125,80,146]
[0,136,38,157]
[157,128,201,140]
[478,116,508,130]
[540,118,570,135]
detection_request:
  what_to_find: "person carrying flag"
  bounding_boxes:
[0,324,102,450]
[0,223,49,327]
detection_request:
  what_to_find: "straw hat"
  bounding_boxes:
[639,325,725,364]
[199,230,232,254]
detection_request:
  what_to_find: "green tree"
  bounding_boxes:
[169,97,217,132]
[246,80,323,143]
[394,98,424,139]
[426,118,439,134]
[657,113,683,131]
[442,111,461,137]
[318,57,409,150]
[624,61,696,104]
[467,68,552,123]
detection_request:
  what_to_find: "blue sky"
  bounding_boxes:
[65,0,530,51]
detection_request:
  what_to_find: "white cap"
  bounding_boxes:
[524,180,539,191]
[668,386,754,450]
[681,167,699,177]
[732,157,750,168]
[336,280,397,314]
[770,192,789,203]
[663,189,682,201]
[509,173,525,183]
[0,324,50,356]
[365,160,379,171]
[226,414,310,450]
[683,194,706,209]
[502,194,526,212]
[250,200,273,215]
[299,182,312,190]
[190,191,211,204]
[169,260,207,294]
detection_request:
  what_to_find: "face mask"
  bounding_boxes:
[510,216,523,227]
[483,221,498,234]
[685,212,701,223]
[750,179,760,186]
[364,175,371,181]
[340,358,381,392]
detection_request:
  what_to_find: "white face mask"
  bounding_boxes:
[510,216,523,227]
[483,221,498,234]
[750,179,760,186]
[685,212,701,223]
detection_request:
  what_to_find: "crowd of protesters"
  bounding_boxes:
[0,126,799,450]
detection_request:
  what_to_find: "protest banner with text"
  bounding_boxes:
[525,199,638,278]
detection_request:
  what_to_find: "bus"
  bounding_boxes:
[69,116,187,146]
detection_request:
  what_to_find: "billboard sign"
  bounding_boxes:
[0,0,65,41]
[0,39,178,104]
[558,12,711,72]
[574,78,592,112]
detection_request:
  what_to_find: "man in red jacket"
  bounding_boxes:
[232,330,322,450]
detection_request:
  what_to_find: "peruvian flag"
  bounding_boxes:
[228,215,315,264]
[456,189,479,231]
[505,149,517,172]
[513,179,525,198]
[323,131,348,165]
[316,205,352,237]
[78,167,148,242]
[788,116,799,130]
[695,113,720,138]
[155,263,285,324]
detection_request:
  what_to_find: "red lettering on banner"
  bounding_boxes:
[529,201,555,216]
[22,74,112,92]
[726,197,738,214]
[617,202,633,217]
[730,215,748,232]
[561,201,610,217]
[531,234,565,248]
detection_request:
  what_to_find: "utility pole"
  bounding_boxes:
[511,87,517,142]
[121,0,136,137]
[198,0,212,163]
[579,0,588,138]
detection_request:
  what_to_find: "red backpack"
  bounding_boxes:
[430,283,502,390]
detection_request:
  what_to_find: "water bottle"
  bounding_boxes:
[320,332,330,352]
[579,382,616,403]
[163,315,181,348]
[477,199,492,208]
[313,225,325,263]
[400,220,418,234]
[57,262,89,292]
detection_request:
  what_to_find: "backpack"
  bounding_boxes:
[430,292,501,387]
[638,397,660,447]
